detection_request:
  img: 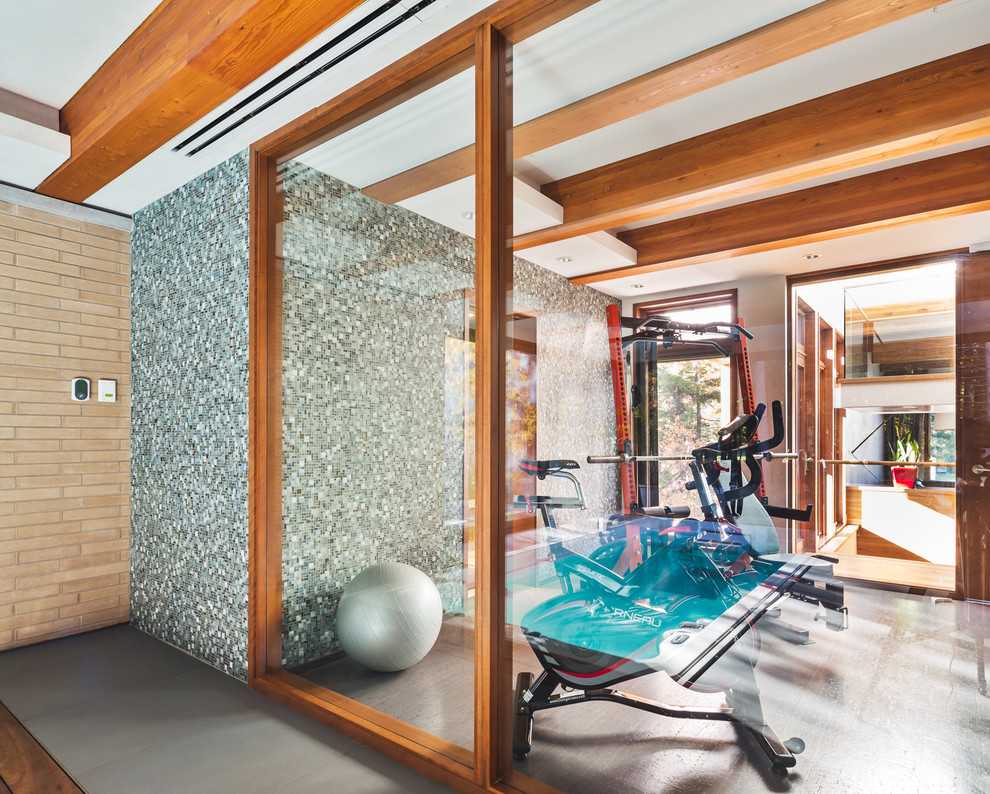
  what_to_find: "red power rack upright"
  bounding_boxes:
[605,305,642,573]
[606,304,635,512]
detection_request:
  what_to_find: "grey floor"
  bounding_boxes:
[0,625,455,793]
[299,616,475,751]
[2,587,989,794]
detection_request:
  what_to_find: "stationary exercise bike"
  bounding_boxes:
[511,408,848,775]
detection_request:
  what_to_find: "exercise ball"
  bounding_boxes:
[336,562,443,672]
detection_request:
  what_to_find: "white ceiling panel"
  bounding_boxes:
[0,112,69,189]
[0,0,162,107]
[602,209,990,299]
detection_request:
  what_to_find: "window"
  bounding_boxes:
[632,291,737,507]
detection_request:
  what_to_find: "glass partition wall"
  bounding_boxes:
[250,13,517,788]
[791,259,958,589]
[250,4,990,794]
[277,65,478,755]
[249,25,493,783]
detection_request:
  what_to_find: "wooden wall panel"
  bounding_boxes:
[956,250,990,602]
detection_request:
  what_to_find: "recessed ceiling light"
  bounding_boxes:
[556,256,573,263]
[461,211,474,220]
[630,283,644,289]
[804,253,821,260]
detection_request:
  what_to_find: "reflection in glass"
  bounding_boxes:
[509,390,849,779]
[793,261,957,576]
[278,69,477,752]
[843,264,955,379]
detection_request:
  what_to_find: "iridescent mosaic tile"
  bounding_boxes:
[130,151,251,680]
[280,163,618,667]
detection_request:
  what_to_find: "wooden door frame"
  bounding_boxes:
[631,290,739,507]
[787,252,966,597]
[818,318,836,544]
[247,3,585,792]
[793,296,819,553]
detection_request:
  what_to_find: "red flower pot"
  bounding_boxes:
[891,466,918,488]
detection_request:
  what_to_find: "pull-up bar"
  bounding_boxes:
[587,452,800,465]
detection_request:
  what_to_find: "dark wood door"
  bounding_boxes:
[956,250,990,601]
[794,298,818,553]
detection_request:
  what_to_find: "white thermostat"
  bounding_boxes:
[98,379,117,403]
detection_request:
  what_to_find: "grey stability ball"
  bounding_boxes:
[336,562,443,672]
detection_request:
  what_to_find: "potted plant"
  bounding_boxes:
[891,428,920,488]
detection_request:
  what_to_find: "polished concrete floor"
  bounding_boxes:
[296,583,990,793]
[509,584,990,794]
[2,586,988,794]
[0,625,454,793]
[299,616,476,751]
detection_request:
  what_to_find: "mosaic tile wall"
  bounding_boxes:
[130,152,251,679]
[516,264,621,539]
[280,162,618,667]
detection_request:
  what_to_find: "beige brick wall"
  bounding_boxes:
[0,198,130,649]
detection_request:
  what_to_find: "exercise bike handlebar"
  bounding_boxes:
[692,401,785,463]
[686,402,789,508]
[628,314,755,341]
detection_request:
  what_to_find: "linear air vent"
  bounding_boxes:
[173,0,438,157]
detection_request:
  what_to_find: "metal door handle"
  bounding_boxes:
[972,464,990,475]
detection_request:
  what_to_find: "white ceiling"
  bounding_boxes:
[1,0,989,299]
[0,0,162,107]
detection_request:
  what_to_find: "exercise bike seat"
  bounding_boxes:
[519,459,580,479]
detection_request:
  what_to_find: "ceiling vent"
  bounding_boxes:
[173,0,438,157]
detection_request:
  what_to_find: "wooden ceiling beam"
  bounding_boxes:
[362,0,950,205]
[36,0,368,204]
[516,43,990,251]
[570,145,990,285]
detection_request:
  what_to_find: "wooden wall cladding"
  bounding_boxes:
[956,251,990,602]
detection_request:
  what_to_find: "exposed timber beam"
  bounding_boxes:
[514,43,990,251]
[36,0,367,204]
[363,0,952,205]
[569,145,990,285]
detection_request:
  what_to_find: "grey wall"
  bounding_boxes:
[280,163,618,668]
[279,162,475,668]
[130,152,251,679]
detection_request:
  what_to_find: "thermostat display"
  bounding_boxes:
[71,377,90,402]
